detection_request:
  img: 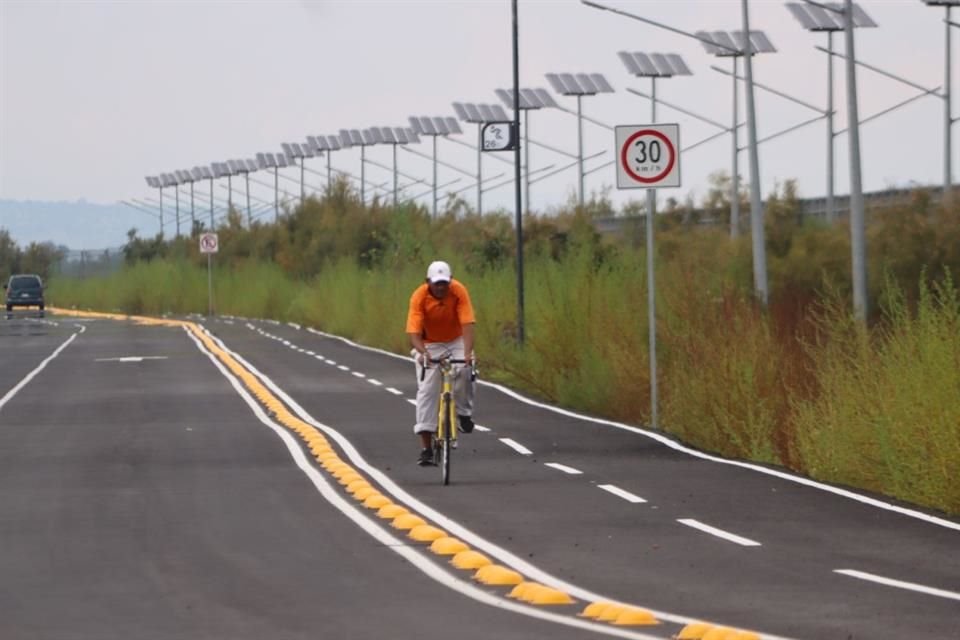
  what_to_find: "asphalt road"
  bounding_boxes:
[1,313,957,640]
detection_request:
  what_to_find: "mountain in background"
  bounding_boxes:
[0,199,159,250]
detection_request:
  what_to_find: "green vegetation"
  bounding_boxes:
[43,176,960,516]
[0,229,65,282]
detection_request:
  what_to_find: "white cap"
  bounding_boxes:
[426,260,452,283]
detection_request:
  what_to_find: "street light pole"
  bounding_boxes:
[731,56,741,237]
[843,0,867,321]
[512,0,525,345]
[827,30,835,223]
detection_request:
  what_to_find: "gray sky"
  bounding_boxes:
[0,0,955,218]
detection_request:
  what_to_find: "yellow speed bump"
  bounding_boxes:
[429,537,469,556]
[508,582,541,600]
[451,550,492,569]
[363,494,391,509]
[391,514,427,530]
[528,586,575,605]
[473,565,523,586]
[597,604,628,622]
[701,628,735,640]
[337,472,363,486]
[352,487,379,501]
[408,525,447,542]
[346,480,371,494]
[677,623,713,640]
[377,504,409,519]
[612,608,658,626]
[579,602,617,619]
[728,632,761,640]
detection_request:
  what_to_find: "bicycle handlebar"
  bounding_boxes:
[418,356,474,381]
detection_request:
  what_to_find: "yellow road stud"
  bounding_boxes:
[391,514,427,530]
[528,586,575,605]
[377,504,410,519]
[408,525,447,542]
[473,565,523,586]
[701,628,735,640]
[579,602,616,619]
[346,480,371,494]
[508,582,540,600]
[451,550,492,569]
[612,608,658,626]
[429,537,469,556]
[352,487,379,500]
[363,494,391,509]
[598,604,628,622]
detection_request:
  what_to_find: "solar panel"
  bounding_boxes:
[532,88,558,108]
[464,103,483,122]
[845,3,878,28]
[582,73,606,93]
[476,104,494,121]
[426,117,445,135]
[786,3,821,30]
[408,117,424,135]
[650,54,677,76]
[338,130,353,147]
[666,54,693,76]
[695,31,724,55]
[275,154,289,168]
[256,153,268,169]
[444,117,462,135]
[731,31,756,54]
[452,102,470,121]
[145,176,157,188]
[361,129,377,145]
[559,73,586,94]
[618,52,643,76]
[750,31,777,53]
[804,5,841,29]
[380,127,397,144]
[348,129,364,146]
[326,135,341,150]
[198,166,213,179]
[281,143,295,160]
[405,128,421,144]
[545,73,568,95]
[411,116,431,135]
[711,31,740,54]
[300,143,315,158]
[518,88,542,108]
[245,159,258,171]
[190,168,203,181]
[265,153,278,168]
[181,169,194,181]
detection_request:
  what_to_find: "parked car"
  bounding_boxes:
[4,274,45,317]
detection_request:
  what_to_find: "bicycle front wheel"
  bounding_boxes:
[440,402,452,486]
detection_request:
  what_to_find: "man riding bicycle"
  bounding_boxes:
[406,260,476,467]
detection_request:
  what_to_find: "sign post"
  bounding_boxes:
[199,232,219,317]
[615,123,680,430]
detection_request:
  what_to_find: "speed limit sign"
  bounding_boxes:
[199,232,219,254]
[615,124,680,189]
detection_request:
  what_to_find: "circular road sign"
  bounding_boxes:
[615,124,681,189]
[199,232,219,254]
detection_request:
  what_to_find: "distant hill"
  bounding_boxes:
[0,199,157,250]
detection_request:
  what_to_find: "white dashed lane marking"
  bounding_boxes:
[677,519,761,547]
[368,379,383,386]
[834,570,960,602]
[386,387,404,395]
[499,438,533,455]
[352,371,366,378]
[544,463,583,475]
[598,484,646,504]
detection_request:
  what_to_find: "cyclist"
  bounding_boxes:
[406,260,476,466]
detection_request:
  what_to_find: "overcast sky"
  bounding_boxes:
[0,0,955,219]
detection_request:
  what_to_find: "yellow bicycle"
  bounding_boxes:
[421,356,470,485]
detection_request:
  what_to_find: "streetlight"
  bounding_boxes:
[365,127,422,206]
[408,116,465,217]
[175,169,197,233]
[255,152,288,221]
[192,165,216,229]
[161,173,181,237]
[144,176,164,236]
[787,2,876,223]
[618,52,692,222]
[451,101,512,215]
[544,72,615,207]
[306,135,344,192]
[282,142,314,208]
[921,0,959,206]
[338,129,372,204]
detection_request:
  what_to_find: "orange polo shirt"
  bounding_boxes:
[406,279,475,343]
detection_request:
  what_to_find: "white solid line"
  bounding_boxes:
[386,387,403,395]
[677,519,761,547]
[367,379,383,386]
[835,570,960,602]
[406,399,417,406]
[545,462,583,475]
[352,371,366,378]
[499,438,533,455]
[598,484,647,504]
[474,424,490,432]
[1,328,81,413]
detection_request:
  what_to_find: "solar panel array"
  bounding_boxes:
[545,73,614,96]
[494,87,559,110]
[785,3,877,31]
[618,52,693,78]
[452,102,511,123]
[408,116,463,136]
[696,30,777,56]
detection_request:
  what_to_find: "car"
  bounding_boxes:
[4,274,45,317]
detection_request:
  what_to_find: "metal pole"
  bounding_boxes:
[647,76,658,429]
[393,143,398,207]
[159,187,165,237]
[827,31,836,223]
[844,0,867,321]
[245,173,252,226]
[512,0,524,345]
[361,146,366,204]
[207,253,213,317]
[228,174,233,213]
[577,94,585,207]
[300,158,305,207]
[190,182,195,233]
[731,56,740,238]
[477,124,483,215]
[208,179,214,229]
[432,135,438,217]
[327,152,332,193]
[524,109,531,213]
[274,167,279,222]
[741,0,769,306]
[175,187,181,238]
[946,5,953,207]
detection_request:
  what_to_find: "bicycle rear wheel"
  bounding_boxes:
[440,401,452,485]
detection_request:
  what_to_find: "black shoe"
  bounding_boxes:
[458,414,474,434]
[417,448,435,466]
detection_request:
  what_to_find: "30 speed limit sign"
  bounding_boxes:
[615,124,680,189]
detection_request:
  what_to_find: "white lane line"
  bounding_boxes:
[406,399,417,406]
[598,484,647,504]
[95,356,169,363]
[184,328,665,640]
[386,387,403,395]
[474,424,490,432]
[367,379,383,386]
[288,322,301,330]
[305,351,315,356]
[545,462,583,475]
[835,569,960,602]
[338,365,350,372]
[326,359,337,365]
[499,438,533,455]
[677,519,761,547]
[352,371,366,378]
[1,327,82,413]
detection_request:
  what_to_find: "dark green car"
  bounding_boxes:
[4,274,45,317]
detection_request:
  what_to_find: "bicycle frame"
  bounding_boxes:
[421,355,467,485]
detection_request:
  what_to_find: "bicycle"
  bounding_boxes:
[420,355,472,485]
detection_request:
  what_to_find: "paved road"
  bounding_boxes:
[1,314,957,640]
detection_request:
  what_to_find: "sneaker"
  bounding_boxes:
[417,448,435,466]
[458,414,474,434]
